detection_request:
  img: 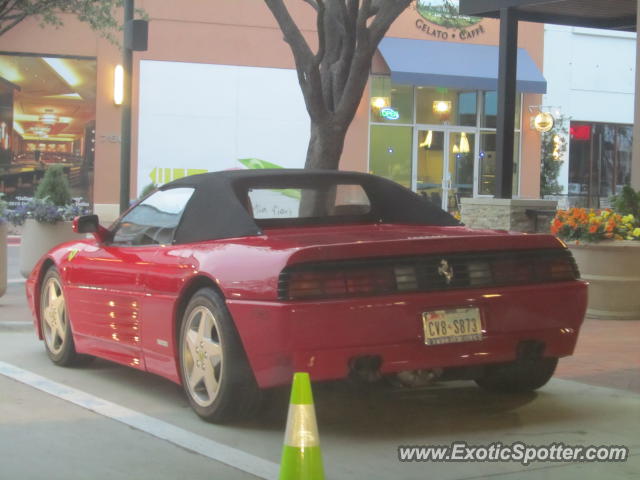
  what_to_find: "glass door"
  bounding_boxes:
[415,129,475,213]
[416,130,446,208]
[446,131,475,213]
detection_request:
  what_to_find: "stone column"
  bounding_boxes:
[461,197,558,233]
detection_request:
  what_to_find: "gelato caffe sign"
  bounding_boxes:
[414,0,486,41]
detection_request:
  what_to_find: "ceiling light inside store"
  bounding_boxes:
[43,57,81,86]
[40,109,58,125]
[433,100,452,114]
[371,97,389,109]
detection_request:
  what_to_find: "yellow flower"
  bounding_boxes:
[633,228,640,238]
[622,214,635,224]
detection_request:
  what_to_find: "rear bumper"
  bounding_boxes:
[227,281,587,388]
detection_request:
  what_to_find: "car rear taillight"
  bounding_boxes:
[534,256,578,282]
[285,265,397,300]
[491,253,578,285]
[278,249,579,301]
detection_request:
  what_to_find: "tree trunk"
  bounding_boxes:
[305,121,349,169]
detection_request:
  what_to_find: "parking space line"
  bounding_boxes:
[0,361,279,480]
[7,278,26,284]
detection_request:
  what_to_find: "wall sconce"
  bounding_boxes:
[114,64,124,106]
[433,100,452,115]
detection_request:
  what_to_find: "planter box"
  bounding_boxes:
[19,219,82,278]
[569,241,640,320]
[0,222,6,298]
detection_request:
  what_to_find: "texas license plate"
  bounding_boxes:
[422,307,483,345]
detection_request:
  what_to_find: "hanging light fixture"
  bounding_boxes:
[419,130,433,149]
[39,109,58,125]
[459,132,470,153]
[433,100,452,115]
[533,112,554,132]
[30,125,50,137]
[371,96,389,109]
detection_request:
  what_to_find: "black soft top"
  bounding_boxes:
[165,169,459,244]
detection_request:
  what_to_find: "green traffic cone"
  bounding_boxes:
[279,372,325,480]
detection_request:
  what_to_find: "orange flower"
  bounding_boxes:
[605,220,615,233]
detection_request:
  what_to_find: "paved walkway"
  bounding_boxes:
[556,318,640,394]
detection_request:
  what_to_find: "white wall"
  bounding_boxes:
[543,25,637,193]
[137,61,310,195]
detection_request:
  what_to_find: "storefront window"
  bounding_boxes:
[0,54,96,205]
[416,87,476,126]
[478,132,520,196]
[369,125,412,188]
[481,91,521,129]
[569,122,633,207]
[370,76,413,124]
[370,79,523,204]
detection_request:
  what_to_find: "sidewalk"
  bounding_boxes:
[7,235,21,246]
[555,317,640,394]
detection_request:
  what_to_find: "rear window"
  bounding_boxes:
[246,184,372,221]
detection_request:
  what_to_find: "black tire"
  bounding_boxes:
[178,287,262,423]
[39,267,92,366]
[475,357,558,393]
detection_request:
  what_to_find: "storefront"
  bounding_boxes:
[368,35,546,213]
[0,1,546,219]
[568,121,633,207]
[0,53,96,205]
[543,24,636,208]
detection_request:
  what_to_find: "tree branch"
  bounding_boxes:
[301,0,318,11]
[0,11,25,36]
[313,0,326,67]
[264,0,328,122]
[368,0,412,46]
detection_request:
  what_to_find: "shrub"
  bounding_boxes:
[611,185,640,218]
[35,165,72,206]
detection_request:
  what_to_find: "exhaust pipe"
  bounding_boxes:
[348,355,382,383]
[393,368,443,388]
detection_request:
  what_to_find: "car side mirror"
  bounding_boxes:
[73,215,112,243]
[73,214,98,233]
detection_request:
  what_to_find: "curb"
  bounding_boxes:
[8,236,21,246]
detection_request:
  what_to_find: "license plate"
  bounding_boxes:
[422,307,483,345]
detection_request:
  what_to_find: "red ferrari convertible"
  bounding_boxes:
[26,170,587,422]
